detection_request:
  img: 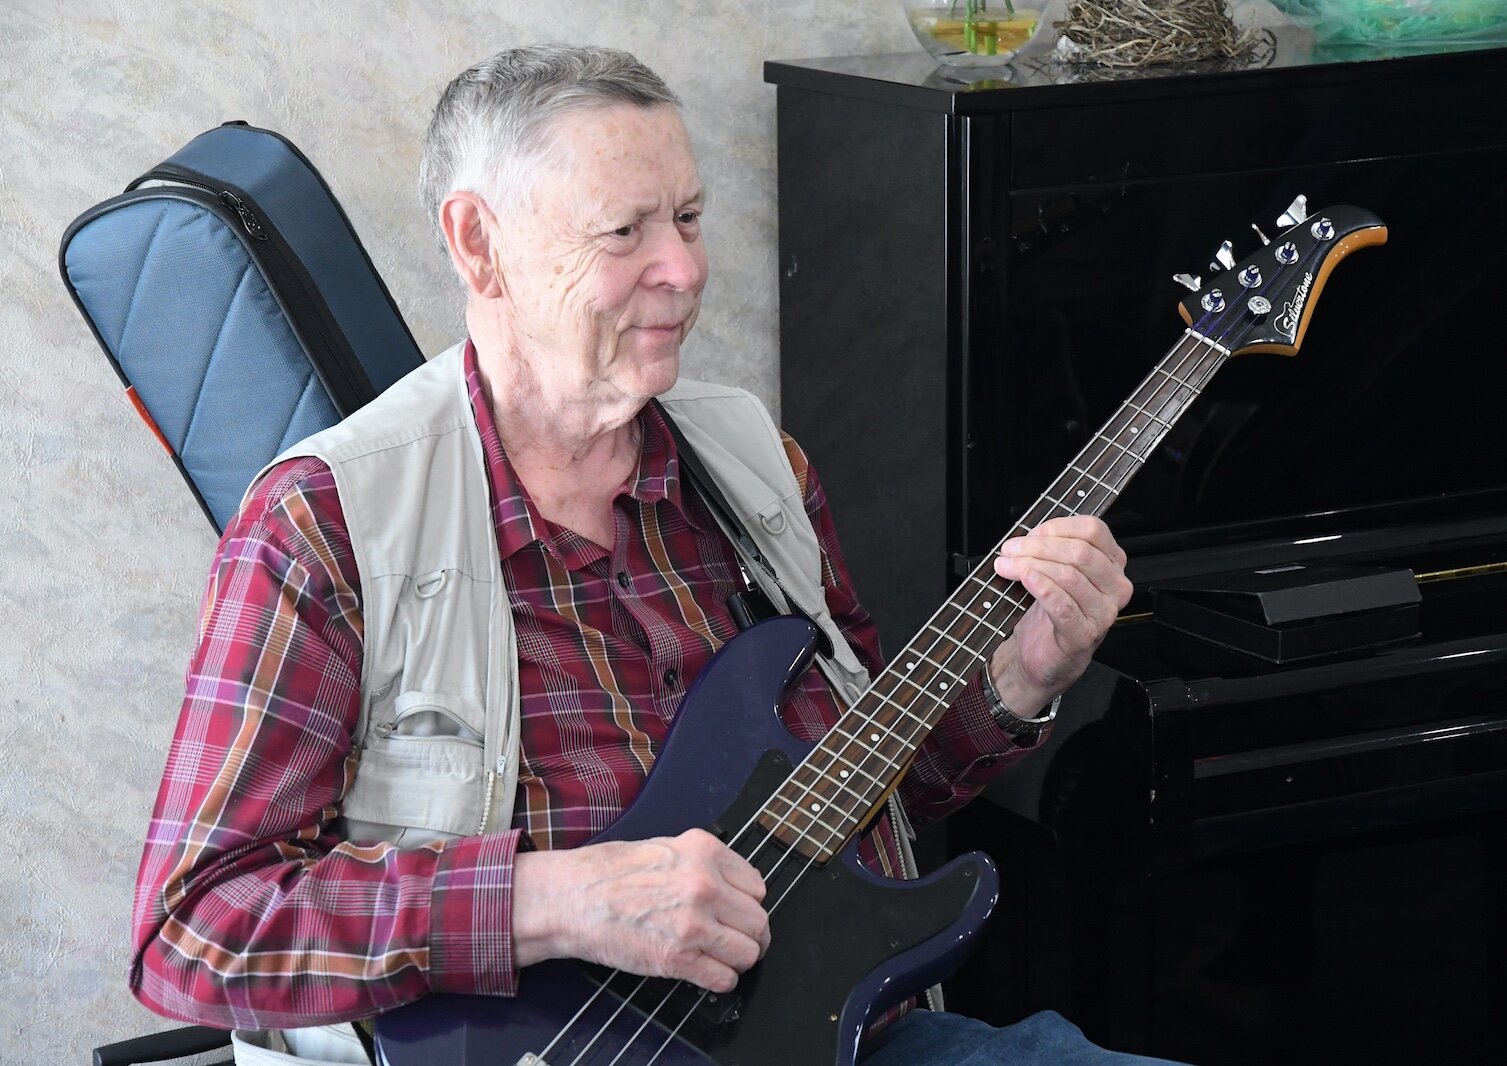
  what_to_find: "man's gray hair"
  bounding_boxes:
[419,44,680,239]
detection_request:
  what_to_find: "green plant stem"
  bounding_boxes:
[948,0,1017,20]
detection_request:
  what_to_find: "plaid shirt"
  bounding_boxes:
[130,342,1034,1030]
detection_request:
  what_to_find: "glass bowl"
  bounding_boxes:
[902,2,1048,67]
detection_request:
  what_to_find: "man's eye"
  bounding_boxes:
[675,211,701,226]
[612,223,637,238]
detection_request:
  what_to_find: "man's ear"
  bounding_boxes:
[439,191,506,300]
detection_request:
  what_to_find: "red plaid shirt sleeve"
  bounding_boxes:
[129,459,525,1030]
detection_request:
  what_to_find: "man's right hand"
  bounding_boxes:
[512,828,770,993]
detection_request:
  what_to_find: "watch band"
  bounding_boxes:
[980,665,1060,746]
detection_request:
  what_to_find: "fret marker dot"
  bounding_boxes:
[839,769,849,779]
[810,802,822,813]
[1077,489,1087,497]
[906,661,916,671]
[1130,426,1141,434]
[937,681,949,690]
[870,732,881,743]
[982,600,993,609]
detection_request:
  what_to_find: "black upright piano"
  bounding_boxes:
[766,32,1507,1065]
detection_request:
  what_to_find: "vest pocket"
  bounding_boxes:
[344,691,487,838]
[373,691,485,743]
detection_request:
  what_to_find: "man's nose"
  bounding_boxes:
[641,221,705,292]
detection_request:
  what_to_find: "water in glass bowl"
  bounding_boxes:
[904,3,1045,66]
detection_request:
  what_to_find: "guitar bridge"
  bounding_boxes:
[690,987,744,1028]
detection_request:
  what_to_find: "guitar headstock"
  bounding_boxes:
[1174,197,1387,357]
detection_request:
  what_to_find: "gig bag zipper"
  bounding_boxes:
[125,163,375,416]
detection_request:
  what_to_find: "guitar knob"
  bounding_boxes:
[1275,241,1300,265]
[1238,265,1263,288]
[1210,240,1236,272]
[1172,272,1202,292]
[1278,194,1310,227]
[1201,289,1226,313]
[1311,217,1335,241]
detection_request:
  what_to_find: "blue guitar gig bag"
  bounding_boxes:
[60,121,423,532]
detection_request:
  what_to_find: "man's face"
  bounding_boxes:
[486,102,708,411]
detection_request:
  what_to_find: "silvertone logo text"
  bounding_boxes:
[1276,271,1314,339]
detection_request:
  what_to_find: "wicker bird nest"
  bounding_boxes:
[1055,0,1260,67]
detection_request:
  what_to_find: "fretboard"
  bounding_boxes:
[756,330,1232,861]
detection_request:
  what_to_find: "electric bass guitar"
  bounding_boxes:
[376,198,1387,1065]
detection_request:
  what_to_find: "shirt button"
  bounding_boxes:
[662,668,679,688]
[616,571,630,590]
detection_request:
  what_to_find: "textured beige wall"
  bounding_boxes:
[0,2,915,1061]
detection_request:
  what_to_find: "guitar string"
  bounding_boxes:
[735,331,1228,867]
[549,336,1230,1066]
[559,973,664,1065]
[600,337,1243,1066]
[785,244,1317,863]
[544,253,1296,1064]
[458,234,1330,1066]
[554,329,1233,1066]
[646,335,1242,1066]
[749,329,1231,855]
[764,248,1314,868]
[741,301,1263,926]
[760,335,1235,892]
[601,981,686,1066]
[711,246,1320,1045]
[549,328,1231,1066]
[771,242,1321,865]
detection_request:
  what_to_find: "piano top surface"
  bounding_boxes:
[764,32,1507,114]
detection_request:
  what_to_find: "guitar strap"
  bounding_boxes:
[650,398,832,658]
[352,1020,377,1065]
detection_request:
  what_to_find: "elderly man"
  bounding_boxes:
[131,44,1176,1066]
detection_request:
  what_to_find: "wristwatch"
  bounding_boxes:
[979,665,1060,748]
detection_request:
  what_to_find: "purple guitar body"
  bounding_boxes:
[376,616,1001,1065]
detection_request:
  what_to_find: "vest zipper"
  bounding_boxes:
[477,769,497,836]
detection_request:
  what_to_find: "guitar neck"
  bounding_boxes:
[756,330,1232,862]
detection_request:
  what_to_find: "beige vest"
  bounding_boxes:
[231,342,926,1063]
[244,341,872,849]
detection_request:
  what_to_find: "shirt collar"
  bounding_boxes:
[462,341,707,563]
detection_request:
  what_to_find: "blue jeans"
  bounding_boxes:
[861,1009,1190,1065]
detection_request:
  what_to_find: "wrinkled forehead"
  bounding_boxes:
[539,102,703,210]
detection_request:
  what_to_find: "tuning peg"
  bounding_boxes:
[1172,273,1202,292]
[1251,223,1271,246]
[1278,194,1310,227]
[1209,240,1236,273]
